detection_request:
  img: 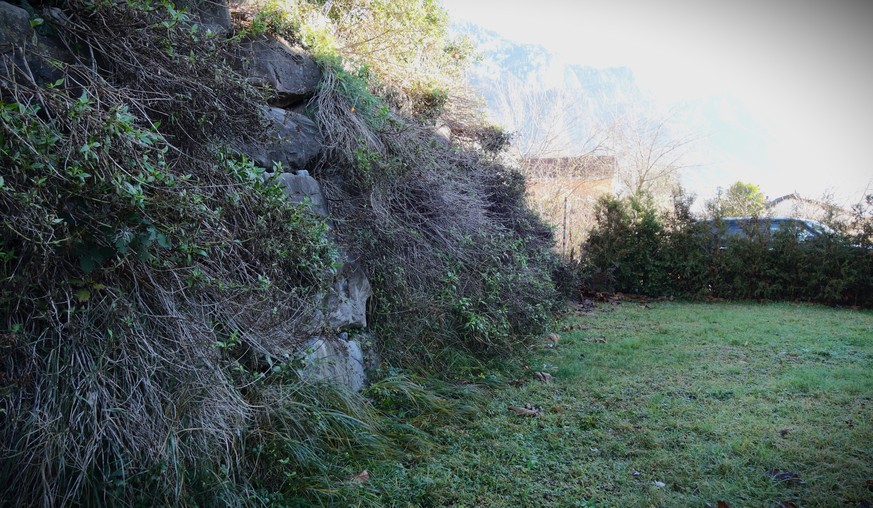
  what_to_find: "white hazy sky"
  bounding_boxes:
[441,0,873,205]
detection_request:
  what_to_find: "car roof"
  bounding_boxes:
[703,217,834,234]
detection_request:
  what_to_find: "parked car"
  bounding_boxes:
[702,217,834,247]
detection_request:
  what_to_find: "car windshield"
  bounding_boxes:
[804,220,833,235]
[703,217,834,242]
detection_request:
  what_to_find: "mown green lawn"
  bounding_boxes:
[373,302,873,507]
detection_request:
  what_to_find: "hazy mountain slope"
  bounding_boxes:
[454,22,644,155]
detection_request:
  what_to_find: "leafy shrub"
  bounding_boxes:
[580,193,873,307]
[582,194,668,295]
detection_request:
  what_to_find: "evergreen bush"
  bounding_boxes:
[580,194,873,307]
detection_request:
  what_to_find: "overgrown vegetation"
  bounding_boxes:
[233,0,558,364]
[315,67,558,362]
[0,1,345,504]
[1,0,561,505]
[287,1,560,363]
[234,0,476,121]
[579,193,873,306]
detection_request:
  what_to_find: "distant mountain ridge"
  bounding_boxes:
[453,21,645,155]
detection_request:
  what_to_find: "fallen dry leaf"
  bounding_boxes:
[704,501,731,508]
[350,470,369,484]
[768,469,804,484]
[547,333,561,345]
[523,403,543,413]
[534,371,555,383]
[509,404,543,417]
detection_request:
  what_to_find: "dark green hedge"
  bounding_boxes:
[580,194,873,307]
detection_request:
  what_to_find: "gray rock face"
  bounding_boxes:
[270,171,329,216]
[435,124,452,146]
[173,0,231,33]
[238,36,321,108]
[0,2,68,86]
[266,172,371,330]
[0,1,29,37]
[265,170,370,332]
[327,261,371,329]
[300,336,366,392]
[246,107,322,170]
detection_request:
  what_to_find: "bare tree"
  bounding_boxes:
[488,75,605,163]
[483,78,699,252]
[607,105,697,200]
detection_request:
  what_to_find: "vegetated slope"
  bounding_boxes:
[0,0,560,505]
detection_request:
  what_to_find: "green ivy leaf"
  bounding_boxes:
[80,256,96,274]
[114,237,130,254]
[155,232,171,249]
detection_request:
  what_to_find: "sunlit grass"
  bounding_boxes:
[370,302,873,507]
